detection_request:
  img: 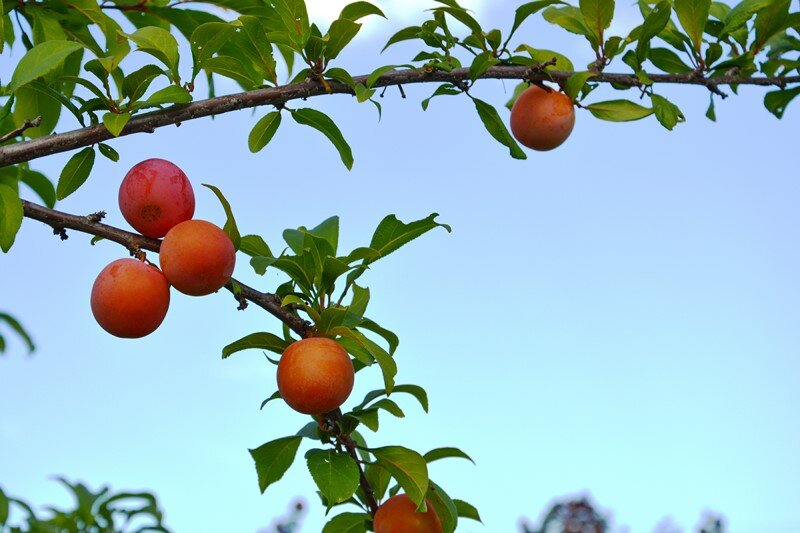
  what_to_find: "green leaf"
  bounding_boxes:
[322,513,369,533]
[98,143,120,162]
[102,112,131,137]
[382,26,420,52]
[190,22,235,75]
[12,85,62,139]
[754,0,791,51]
[240,235,273,258]
[542,6,598,48]
[434,6,482,34]
[326,18,361,61]
[291,108,354,170]
[586,100,654,121]
[650,93,685,130]
[19,169,55,208]
[306,450,360,509]
[326,67,356,89]
[9,40,83,92]
[0,313,35,352]
[0,185,23,253]
[56,147,95,200]
[473,98,527,160]
[423,447,475,464]
[579,0,615,38]
[0,486,8,524]
[764,86,800,118]
[249,111,282,153]
[636,1,672,62]
[721,0,773,36]
[673,0,711,51]
[454,499,482,523]
[340,2,386,22]
[261,390,283,409]
[202,183,241,249]
[366,64,397,88]
[564,71,596,101]
[371,446,429,509]
[127,26,180,78]
[203,55,258,88]
[510,1,565,38]
[142,85,192,107]
[272,0,311,49]
[427,481,458,533]
[369,213,451,261]
[122,64,165,102]
[421,84,461,111]
[649,47,693,73]
[469,51,499,81]
[249,436,303,493]
[222,332,289,358]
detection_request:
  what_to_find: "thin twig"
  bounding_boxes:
[0,116,42,144]
[20,200,313,337]
[1,69,798,167]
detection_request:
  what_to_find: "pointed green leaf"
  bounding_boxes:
[564,71,596,101]
[9,40,83,91]
[454,499,482,523]
[371,446,429,508]
[650,93,685,130]
[427,481,458,533]
[340,2,386,22]
[326,18,361,61]
[423,447,475,464]
[306,449,360,508]
[322,512,369,533]
[382,26,420,52]
[579,0,615,38]
[19,169,55,208]
[102,112,131,137]
[0,185,23,253]
[369,213,451,261]
[469,51,500,81]
[56,147,95,200]
[291,108,353,170]
[127,26,180,78]
[511,1,566,38]
[249,111,282,153]
[249,436,303,493]
[764,86,800,118]
[98,143,120,162]
[473,98,527,159]
[222,332,289,358]
[142,85,192,107]
[240,235,273,258]
[202,183,240,248]
[586,99,653,121]
[721,0,773,36]
[673,0,711,51]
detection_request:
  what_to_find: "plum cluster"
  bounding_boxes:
[91,159,236,338]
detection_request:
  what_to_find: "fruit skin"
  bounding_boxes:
[510,85,575,151]
[373,494,443,533]
[159,220,236,296]
[90,258,170,338]
[119,158,195,238]
[277,337,355,415]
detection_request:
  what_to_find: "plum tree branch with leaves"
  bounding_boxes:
[1,0,798,531]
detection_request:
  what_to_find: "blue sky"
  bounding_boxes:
[1,1,799,532]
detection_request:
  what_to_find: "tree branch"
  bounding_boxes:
[1,67,798,167]
[20,200,313,337]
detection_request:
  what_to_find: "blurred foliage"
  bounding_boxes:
[0,478,169,532]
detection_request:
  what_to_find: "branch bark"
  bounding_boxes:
[21,200,313,337]
[1,67,797,167]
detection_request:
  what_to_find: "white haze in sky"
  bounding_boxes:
[305,0,486,23]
